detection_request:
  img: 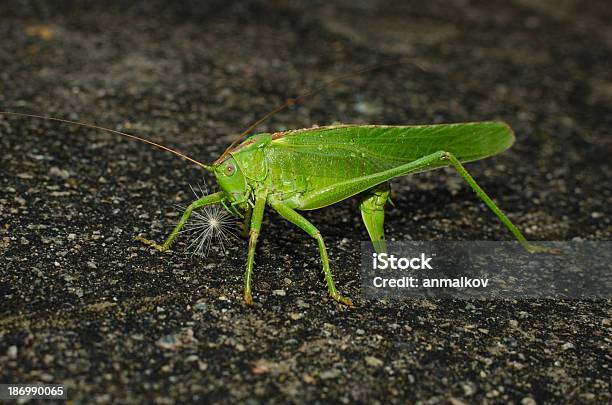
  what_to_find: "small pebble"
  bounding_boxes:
[49,167,71,179]
[364,356,384,368]
[7,345,17,359]
[462,382,476,396]
[319,369,341,380]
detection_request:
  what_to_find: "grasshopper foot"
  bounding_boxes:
[330,292,354,307]
[136,235,169,252]
[525,244,560,254]
[244,290,255,307]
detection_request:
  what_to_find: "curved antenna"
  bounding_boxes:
[214,58,424,164]
[0,111,212,171]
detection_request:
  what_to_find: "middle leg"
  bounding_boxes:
[269,198,353,306]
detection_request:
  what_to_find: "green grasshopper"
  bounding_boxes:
[141,121,546,307]
[1,76,545,307]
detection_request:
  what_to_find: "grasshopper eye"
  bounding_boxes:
[224,163,235,176]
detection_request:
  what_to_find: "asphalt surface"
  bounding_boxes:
[1,1,611,403]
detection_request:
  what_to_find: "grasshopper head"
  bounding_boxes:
[213,156,250,206]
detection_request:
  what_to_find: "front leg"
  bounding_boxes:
[268,198,353,307]
[241,206,253,239]
[244,189,268,306]
[137,191,226,252]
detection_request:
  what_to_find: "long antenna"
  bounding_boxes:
[214,58,423,164]
[0,111,212,171]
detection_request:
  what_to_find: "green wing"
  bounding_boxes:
[272,122,514,161]
[268,122,514,180]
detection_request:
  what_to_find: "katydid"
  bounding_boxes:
[1,74,546,307]
[142,122,546,307]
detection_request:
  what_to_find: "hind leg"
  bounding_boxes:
[440,152,552,253]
